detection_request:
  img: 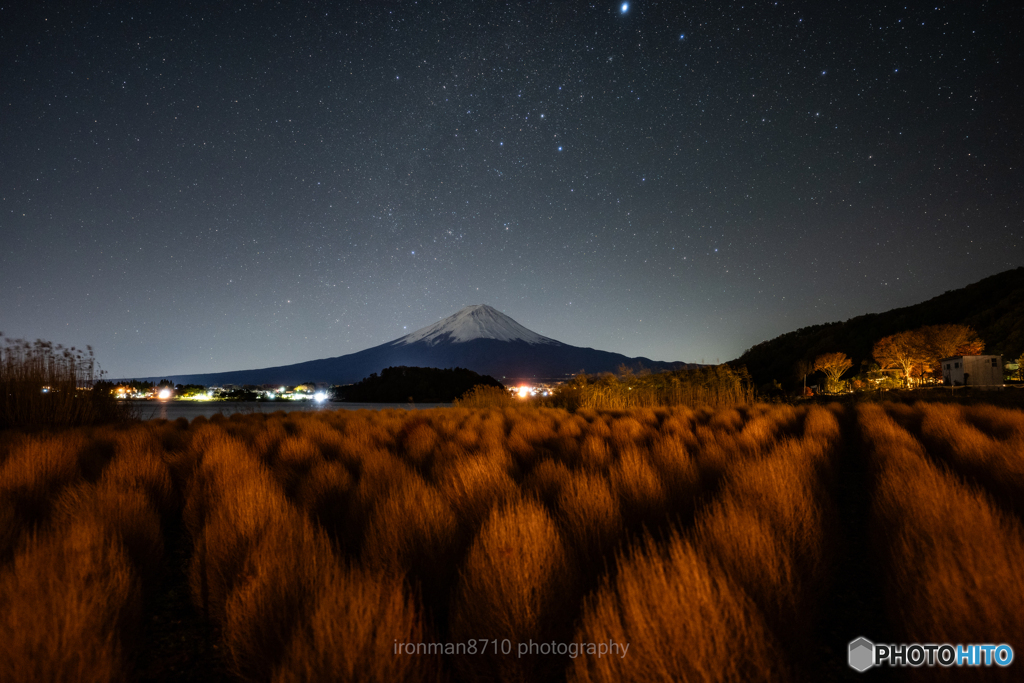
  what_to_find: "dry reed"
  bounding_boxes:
[449,498,576,683]
[569,530,787,683]
[273,563,437,683]
[222,513,336,682]
[361,474,461,608]
[4,400,1020,682]
[556,469,625,571]
[609,444,668,530]
[0,519,141,683]
[915,402,1024,514]
[860,403,1024,680]
[0,431,87,532]
[0,421,173,683]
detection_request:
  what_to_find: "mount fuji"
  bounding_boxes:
[145,305,695,386]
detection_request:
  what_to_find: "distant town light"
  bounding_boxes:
[518,386,532,399]
[314,392,328,402]
[158,388,172,399]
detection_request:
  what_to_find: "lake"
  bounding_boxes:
[133,400,452,422]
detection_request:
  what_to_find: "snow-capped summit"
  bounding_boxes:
[395,304,559,346]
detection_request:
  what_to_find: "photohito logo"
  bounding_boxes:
[848,637,1014,671]
[848,637,874,672]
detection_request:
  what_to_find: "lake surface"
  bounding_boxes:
[133,400,452,422]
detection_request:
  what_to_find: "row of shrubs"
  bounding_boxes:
[0,425,177,681]
[0,403,1021,681]
[857,403,1024,681]
[172,403,844,682]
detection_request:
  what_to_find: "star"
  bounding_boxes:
[621,3,629,14]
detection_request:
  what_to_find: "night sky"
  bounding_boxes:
[2,1,1021,379]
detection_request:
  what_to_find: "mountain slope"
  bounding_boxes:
[141,305,693,386]
[732,267,1024,389]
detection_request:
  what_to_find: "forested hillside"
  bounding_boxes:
[733,267,1024,390]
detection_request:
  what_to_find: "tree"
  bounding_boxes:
[794,358,814,393]
[873,331,926,387]
[919,324,984,373]
[813,352,852,393]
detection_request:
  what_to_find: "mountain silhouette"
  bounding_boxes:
[142,304,695,386]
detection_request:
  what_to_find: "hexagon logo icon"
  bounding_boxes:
[849,637,875,672]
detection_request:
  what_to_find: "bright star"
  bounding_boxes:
[621,3,629,13]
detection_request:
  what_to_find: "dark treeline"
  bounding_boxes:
[335,366,504,403]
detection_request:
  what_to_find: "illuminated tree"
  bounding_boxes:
[920,324,984,365]
[813,352,852,393]
[873,331,926,387]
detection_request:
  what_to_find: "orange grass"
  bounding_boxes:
[222,513,337,682]
[0,422,173,683]
[645,431,700,501]
[185,438,292,623]
[270,434,323,498]
[691,406,839,665]
[0,431,88,532]
[569,530,787,683]
[449,498,576,683]
[434,453,520,530]
[106,427,179,517]
[272,563,437,683]
[556,468,625,571]
[181,413,435,681]
[522,457,575,510]
[0,519,141,683]
[53,481,165,588]
[859,403,1024,678]
[913,402,1024,513]
[4,402,1022,682]
[294,459,354,546]
[962,403,1024,440]
[504,408,562,471]
[609,444,668,530]
[361,473,461,607]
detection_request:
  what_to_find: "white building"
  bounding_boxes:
[940,355,1003,387]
